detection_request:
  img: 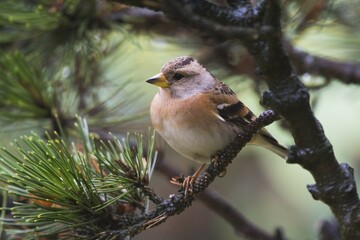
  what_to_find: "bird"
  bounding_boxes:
[146,56,287,190]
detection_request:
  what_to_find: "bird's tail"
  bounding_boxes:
[250,128,287,159]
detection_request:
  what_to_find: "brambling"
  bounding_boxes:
[147,56,287,189]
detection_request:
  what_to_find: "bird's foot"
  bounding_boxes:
[170,163,206,196]
[211,154,220,168]
[211,155,227,177]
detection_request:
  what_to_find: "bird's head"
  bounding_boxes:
[146,56,216,98]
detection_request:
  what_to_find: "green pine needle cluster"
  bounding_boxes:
[0,118,157,239]
[0,0,101,45]
[0,1,62,43]
[0,50,54,121]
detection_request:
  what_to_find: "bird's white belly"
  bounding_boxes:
[159,118,236,163]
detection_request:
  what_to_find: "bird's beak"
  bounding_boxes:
[146,73,170,88]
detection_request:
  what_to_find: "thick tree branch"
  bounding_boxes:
[171,0,266,26]
[161,1,264,40]
[247,2,360,239]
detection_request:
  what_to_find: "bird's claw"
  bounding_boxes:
[211,155,226,177]
[170,175,185,186]
[169,163,206,196]
[170,175,195,196]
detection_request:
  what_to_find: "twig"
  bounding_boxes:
[285,40,360,85]
[199,189,283,240]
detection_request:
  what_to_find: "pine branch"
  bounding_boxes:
[0,44,146,135]
[0,118,157,239]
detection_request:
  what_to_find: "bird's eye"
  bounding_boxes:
[173,72,184,81]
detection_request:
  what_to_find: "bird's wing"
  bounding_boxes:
[208,81,283,148]
[208,81,254,127]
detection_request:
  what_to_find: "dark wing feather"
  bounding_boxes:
[217,101,249,127]
[207,82,287,158]
[212,81,256,127]
[210,81,286,153]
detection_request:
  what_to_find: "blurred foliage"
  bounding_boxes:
[0,0,147,135]
[284,0,360,62]
[0,1,62,43]
[0,50,54,121]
